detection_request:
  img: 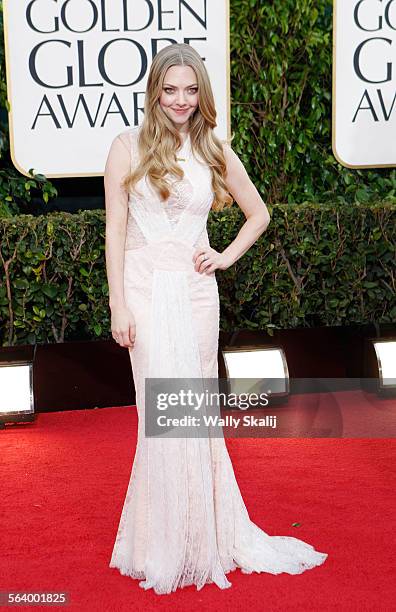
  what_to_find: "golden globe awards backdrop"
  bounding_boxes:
[3,0,230,178]
[333,0,396,168]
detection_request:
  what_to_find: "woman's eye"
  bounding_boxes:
[164,88,198,94]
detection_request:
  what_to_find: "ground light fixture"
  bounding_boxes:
[371,338,396,395]
[221,345,289,407]
[0,346,36,429]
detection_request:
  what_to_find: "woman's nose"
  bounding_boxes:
[177,91,186,105]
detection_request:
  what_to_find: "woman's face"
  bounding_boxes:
[159,65,199,129]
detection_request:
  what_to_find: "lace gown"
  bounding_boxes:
[108,125,328,594]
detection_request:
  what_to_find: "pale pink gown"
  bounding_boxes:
[108,125,328,594]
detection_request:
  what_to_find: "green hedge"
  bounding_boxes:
[1,0,396,214]
[1,203,395,346]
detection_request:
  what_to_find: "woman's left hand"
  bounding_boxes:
[192,247,232,275]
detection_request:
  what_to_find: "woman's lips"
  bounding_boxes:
[172,108,188,114]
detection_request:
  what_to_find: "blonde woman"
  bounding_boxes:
[105,43,327,595]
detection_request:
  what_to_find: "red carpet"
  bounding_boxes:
[1,405,395,611]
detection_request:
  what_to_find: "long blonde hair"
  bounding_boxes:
[121,43,234,212]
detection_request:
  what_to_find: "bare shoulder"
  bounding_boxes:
[221,140,236,159]
[106,125,139,162]
[112,125,139,153]
[104,129,134,177]
[220,141,251,185]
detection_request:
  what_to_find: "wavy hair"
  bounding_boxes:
[121,43,234,212]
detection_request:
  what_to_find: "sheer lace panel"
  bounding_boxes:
[119,127,213,251]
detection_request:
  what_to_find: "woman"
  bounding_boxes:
[104,43,328,595]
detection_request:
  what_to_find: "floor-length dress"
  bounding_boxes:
[109,125,328,594]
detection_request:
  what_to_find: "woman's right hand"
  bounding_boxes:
[110,303,136,349]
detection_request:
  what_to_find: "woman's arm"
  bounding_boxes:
[104,134,129,308]
[104,133,135,348]
[193,143,270,274]
[219,143,270,268]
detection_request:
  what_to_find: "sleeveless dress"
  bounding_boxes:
[108,125,328,594]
